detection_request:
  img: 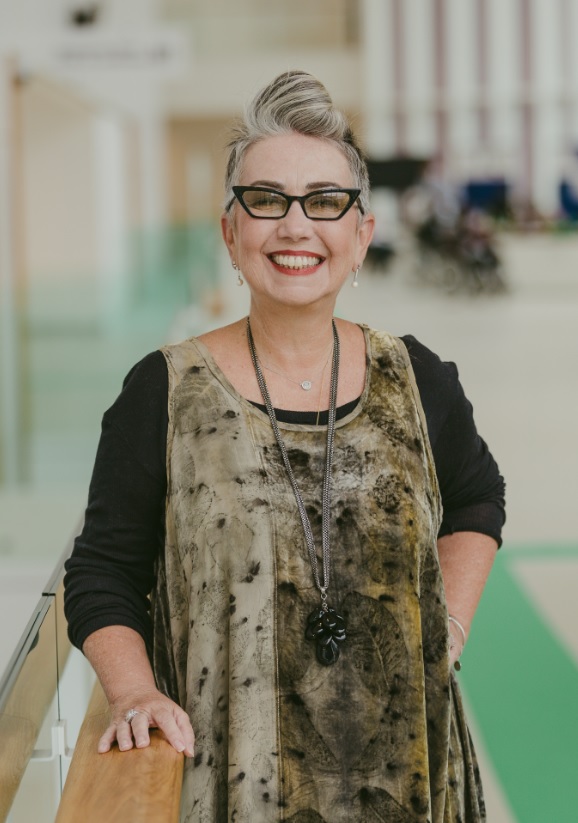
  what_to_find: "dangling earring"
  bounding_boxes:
[352,265,360,288]
[232,261,244,286]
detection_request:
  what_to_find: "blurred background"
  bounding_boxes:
[0,1,576,821]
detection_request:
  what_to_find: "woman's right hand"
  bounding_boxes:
[80,627,195,757]
[98,687,195,757]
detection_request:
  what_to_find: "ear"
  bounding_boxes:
[221,213,237,262]
[355,212,375,265]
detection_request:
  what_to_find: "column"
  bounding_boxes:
[519,0,535,204]
[486,0,519,181]
[0,57,27,485]
[135,103,169,299]
[92,112,131,327]
[559,0,575,149]
[403,0,437,156]
[433,0,450,169]
[446,0,478,178]
[476,0,490,148]
[531,0,564,214]
[359,0,397,157]
[391,0,407,154]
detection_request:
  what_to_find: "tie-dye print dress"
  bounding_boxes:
[151,327,485,823]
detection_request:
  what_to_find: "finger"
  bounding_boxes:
[153,707,190,755]
[131,712,152,749]
[174,711,196,757]
[116,719,136,752]
[97,723,117,754]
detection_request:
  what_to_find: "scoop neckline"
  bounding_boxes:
[190,324,373,432]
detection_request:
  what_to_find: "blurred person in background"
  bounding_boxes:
[64,70,505,822]
[406,160,505,294]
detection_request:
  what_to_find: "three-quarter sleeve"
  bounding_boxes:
[401,335,506,545]
[63,351,169,652]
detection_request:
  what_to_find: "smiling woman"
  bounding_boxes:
[64,70,505,822]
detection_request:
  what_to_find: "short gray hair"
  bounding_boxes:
[224,70,370,217]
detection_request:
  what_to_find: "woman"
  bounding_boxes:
[65,71,505,822]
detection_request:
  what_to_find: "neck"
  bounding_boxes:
[248,302,336,372]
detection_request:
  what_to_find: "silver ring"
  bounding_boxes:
[124,708,140,724]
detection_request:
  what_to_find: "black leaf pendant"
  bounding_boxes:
[305,606,347,665]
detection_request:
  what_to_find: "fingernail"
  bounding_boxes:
[175,741,185,752]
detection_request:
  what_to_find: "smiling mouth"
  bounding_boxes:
[269,253,324,270]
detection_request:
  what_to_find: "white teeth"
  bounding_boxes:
[270,254,322,269]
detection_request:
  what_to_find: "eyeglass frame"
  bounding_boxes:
[227,185,364,221]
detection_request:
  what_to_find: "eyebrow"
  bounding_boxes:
[249,180,347,191]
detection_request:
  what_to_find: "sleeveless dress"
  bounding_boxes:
[151,326,485,823]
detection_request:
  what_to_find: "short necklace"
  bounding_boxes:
[247,318,347,666]
[258,343,333,392]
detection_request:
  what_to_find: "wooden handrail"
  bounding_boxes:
[56,681,184,823]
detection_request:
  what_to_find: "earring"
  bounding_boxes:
[232,261,244,286]
[352,265,360,288]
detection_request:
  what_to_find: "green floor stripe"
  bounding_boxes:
[502,543,578,559]
[460,557,578,823]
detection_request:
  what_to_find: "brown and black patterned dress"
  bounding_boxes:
[151,327,485,822]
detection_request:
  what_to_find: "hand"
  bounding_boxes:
[98,687,195,757]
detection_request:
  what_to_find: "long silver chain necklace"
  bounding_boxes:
[246,317,347,666]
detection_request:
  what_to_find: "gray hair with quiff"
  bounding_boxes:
[224,70,371,219]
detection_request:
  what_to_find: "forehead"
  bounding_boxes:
[240,133,353,188]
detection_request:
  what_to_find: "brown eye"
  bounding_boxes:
[242,190,286,214]
[306,191,350,216]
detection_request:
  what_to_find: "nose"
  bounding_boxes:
[277,199,313,239]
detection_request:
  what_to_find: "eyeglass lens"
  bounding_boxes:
[241,189,353,218]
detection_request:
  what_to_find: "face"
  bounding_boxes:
[221,133,374,310]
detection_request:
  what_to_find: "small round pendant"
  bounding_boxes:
[300,380,312,391]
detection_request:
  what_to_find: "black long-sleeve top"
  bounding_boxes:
[64,335,506,652]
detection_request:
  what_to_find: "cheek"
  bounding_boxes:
[330,236,358,267]
[326,219,360,254]
[234,233,271,281]
[234,217,267,252]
